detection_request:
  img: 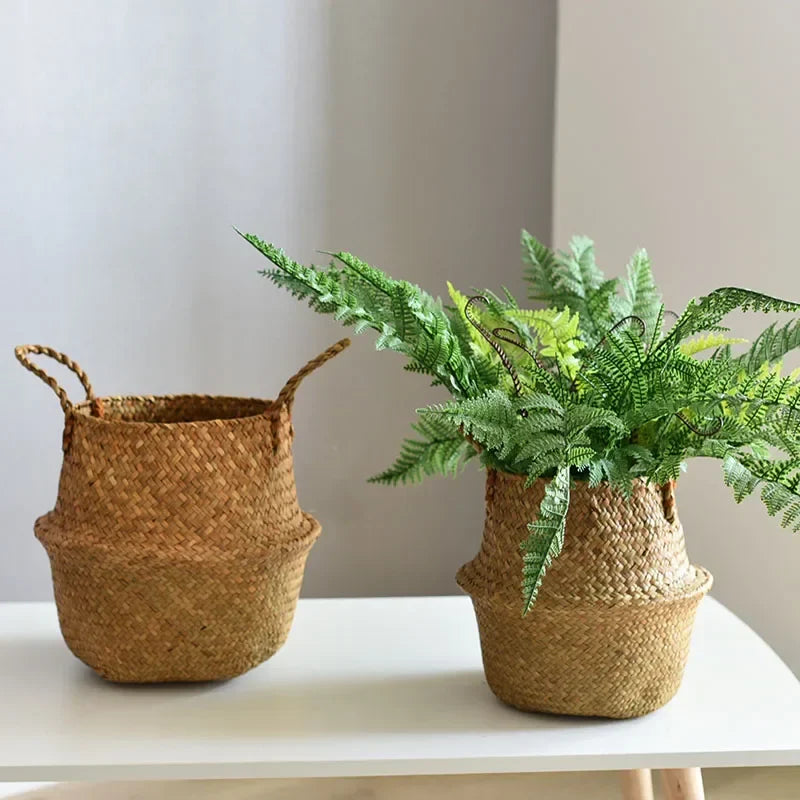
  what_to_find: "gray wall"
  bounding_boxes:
[554,0,800,672]
[0,1,557,600]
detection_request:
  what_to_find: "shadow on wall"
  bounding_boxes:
[289,0,558,599]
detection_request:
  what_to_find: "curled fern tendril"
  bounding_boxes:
[675,412,723,437]
[598,315,647,347]
[464,296,523,396]
[490,326,553,416]
[490,327,546,371]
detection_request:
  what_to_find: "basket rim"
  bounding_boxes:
[489,469,673,491]
[69,394,282,428]
[457,563,713,609]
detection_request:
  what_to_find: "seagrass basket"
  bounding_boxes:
[15,339,349,683]
[457,470,712,719]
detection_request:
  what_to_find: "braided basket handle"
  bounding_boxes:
[15,345,102,416]
[276,338,351,411]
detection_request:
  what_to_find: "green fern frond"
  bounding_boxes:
[239,231,483,398]
[723,453,761,501]
[620,249,662,339]
[520,465,570,614]
[732,319,800,373]
[515,433,567,469]
[587,455,635,495]
[521,230,562,302]
[518,363,571,402]
[418,390,523,456]
[419,390,622,485]
[660,287,800,350]
[522,232,618,346]
[565,405,627,439]
[566,445,596,468]
[446,281,496,360]
[368,415,473,485]
[578,326,651,409]
[721,454,800,531]
[562,235,605,301]
[680,333,748,357]
[649,451,688,485]
[607,329,649,409]
[647,304,666,352]
[503,307,584,378]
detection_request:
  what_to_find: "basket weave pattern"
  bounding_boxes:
[457,470,712,718]
[17,341,349,683]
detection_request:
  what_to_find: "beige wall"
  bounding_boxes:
[0,1,557,600]
[554,0,800,672]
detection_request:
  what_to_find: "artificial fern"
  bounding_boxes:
[522,232,614,345]
[368,413,474,486]
[618,249,663,339]
[521,465,570,613]
[236,232,480,398]
[732,320,800,373]
[722,454,800,531]
[241,227,800,614]
[679,333,748,357]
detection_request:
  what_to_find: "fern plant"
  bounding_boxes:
[238,229,800,614]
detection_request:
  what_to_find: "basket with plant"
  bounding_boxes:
[239,229,800,717]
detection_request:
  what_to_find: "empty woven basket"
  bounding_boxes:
[457,470,712,719]
[16,339,349,683]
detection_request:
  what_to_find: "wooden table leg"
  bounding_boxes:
[660,768,705,800]
[620,769,654,800]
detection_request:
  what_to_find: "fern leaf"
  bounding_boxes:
[621,249,662,337]
[723,454,760,501]
[647,304,666,351]
[587,279,621,336]
[660,287,800,350]
[519,392,565,413]
[522,232,617,345]
[680,333,748,357]
[503,307,584,378]
[587,452,639,494]
[566,445,595,468]
[240,231,485,397]
[446,281,495,361]
[565,405,627,438]
[368,415,472,485]
[419,390,522,455]
[607,329,648,409]
[732,319,800,374]
[521,230,562,300]
[514,433,567,466]
[520,466,570,614]
[564,235,605,298]
[720,454,800,531]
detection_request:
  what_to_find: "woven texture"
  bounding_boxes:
[457,470,712,719]
[16,340,349,683]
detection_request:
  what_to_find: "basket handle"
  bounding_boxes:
[276,338,351,411]
[15,345,101,416]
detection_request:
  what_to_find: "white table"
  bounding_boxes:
[0,597,798,799]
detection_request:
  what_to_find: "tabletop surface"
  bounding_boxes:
[1,596,799,781]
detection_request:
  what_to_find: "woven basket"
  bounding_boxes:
[16,340,350,683]
[457,470,712,718]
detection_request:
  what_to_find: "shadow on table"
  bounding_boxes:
[65,665,615,739]
[2,632,618,742]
